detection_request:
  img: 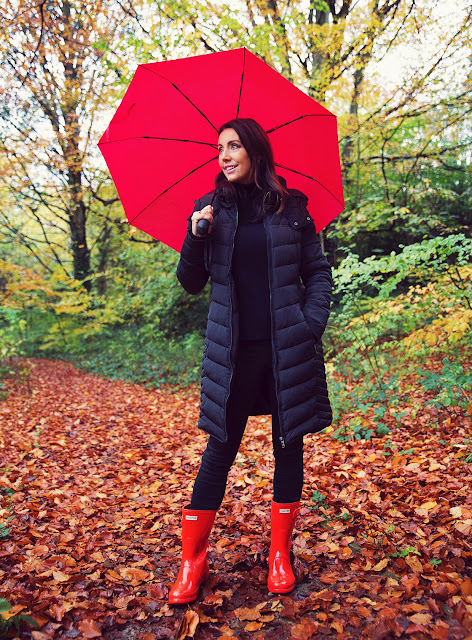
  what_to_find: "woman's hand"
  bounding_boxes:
[191,205,213,237]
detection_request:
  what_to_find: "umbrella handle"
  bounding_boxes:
[195,190,216,237]
[196,218,210,236]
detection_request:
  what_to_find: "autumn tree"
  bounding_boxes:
[334,2,472,256]
[145,0,472,255]
[154,1,417,100]
[0,0,151,290]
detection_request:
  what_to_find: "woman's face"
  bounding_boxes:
[217,128,252,184]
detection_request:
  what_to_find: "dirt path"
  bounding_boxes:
[0,358,471,639]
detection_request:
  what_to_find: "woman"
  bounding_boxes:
[169,118,332,604]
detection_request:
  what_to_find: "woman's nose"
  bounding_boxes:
[221,146,230,160]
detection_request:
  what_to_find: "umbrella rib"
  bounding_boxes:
[276,163,344,208]
[98,136,217,149]
[236,48,246,118]
[129,155,219,225]
[142,65,219,133]
[267,113,334,135]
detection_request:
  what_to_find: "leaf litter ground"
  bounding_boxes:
[0,358,471,640]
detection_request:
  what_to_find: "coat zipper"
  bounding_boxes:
[223,202,238,443]
[264,217,285,449]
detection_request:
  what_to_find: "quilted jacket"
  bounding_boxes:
[176,187,333,446]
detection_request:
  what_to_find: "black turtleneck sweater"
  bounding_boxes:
[231,183,271,341]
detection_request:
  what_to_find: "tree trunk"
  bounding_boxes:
[95,221,113,296]
[263,0,293,80]
[62,0,91,289]
[68,170,91,289]
[308,9,330,100]
[342,66,363,189]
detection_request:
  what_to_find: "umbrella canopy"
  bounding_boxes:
[98,47,344,251]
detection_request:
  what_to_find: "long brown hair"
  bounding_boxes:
[215,118,286,214]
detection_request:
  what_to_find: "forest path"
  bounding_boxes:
[0,358,471,640]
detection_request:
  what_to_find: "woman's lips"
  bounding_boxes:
[225,165,237,173]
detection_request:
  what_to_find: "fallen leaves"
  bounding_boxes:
[1,358,472,640]
[373,558,389,571]
[177,610,199,639]
[405,555,423,574]
[78,618,102,638]
[234,606,263,621]
[290,618,318,639]
[119,567,153,583]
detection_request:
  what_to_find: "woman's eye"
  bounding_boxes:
[217,144,240,153]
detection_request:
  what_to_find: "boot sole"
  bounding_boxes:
[268,582,295,594]
[169,592,199,604]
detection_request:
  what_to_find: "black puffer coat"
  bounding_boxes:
[177,188,333,446]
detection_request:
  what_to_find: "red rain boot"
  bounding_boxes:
[267,500,300,593]
[168,508,216,604]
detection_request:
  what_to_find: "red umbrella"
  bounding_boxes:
[98,47,344,251]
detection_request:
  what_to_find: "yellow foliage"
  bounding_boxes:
[347,267,471,333]
[0,259,56,308]
[403,309,472,351]
[1,261,125,345]
[347,298,406,329]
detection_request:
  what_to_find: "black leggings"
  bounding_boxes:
[190,340,303,510]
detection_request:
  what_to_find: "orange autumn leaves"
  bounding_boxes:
[0,357,472,639]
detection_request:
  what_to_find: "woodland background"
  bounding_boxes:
[0,1,472,639]
[0,0,471,403]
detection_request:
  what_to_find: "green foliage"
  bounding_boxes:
[21,244,209,359]
[332,415,374,442]
[309,490,351,526]
[0,518,13,538]
[0,599,38,638]
[1,242,209,388]
[420,359,472,411]
[325,233,472,440]
[332,234,472,308]
[336,87,472,260]
[0,487,14,540]
[310,490,327,509]
[376,423,390,436]
[391,546,420,558]
[107,243,209,338]
[0,309,30,398]
[335,168,471,260]
[382,439,395,456]
[0,309,26,359]
[67,327,203,388]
